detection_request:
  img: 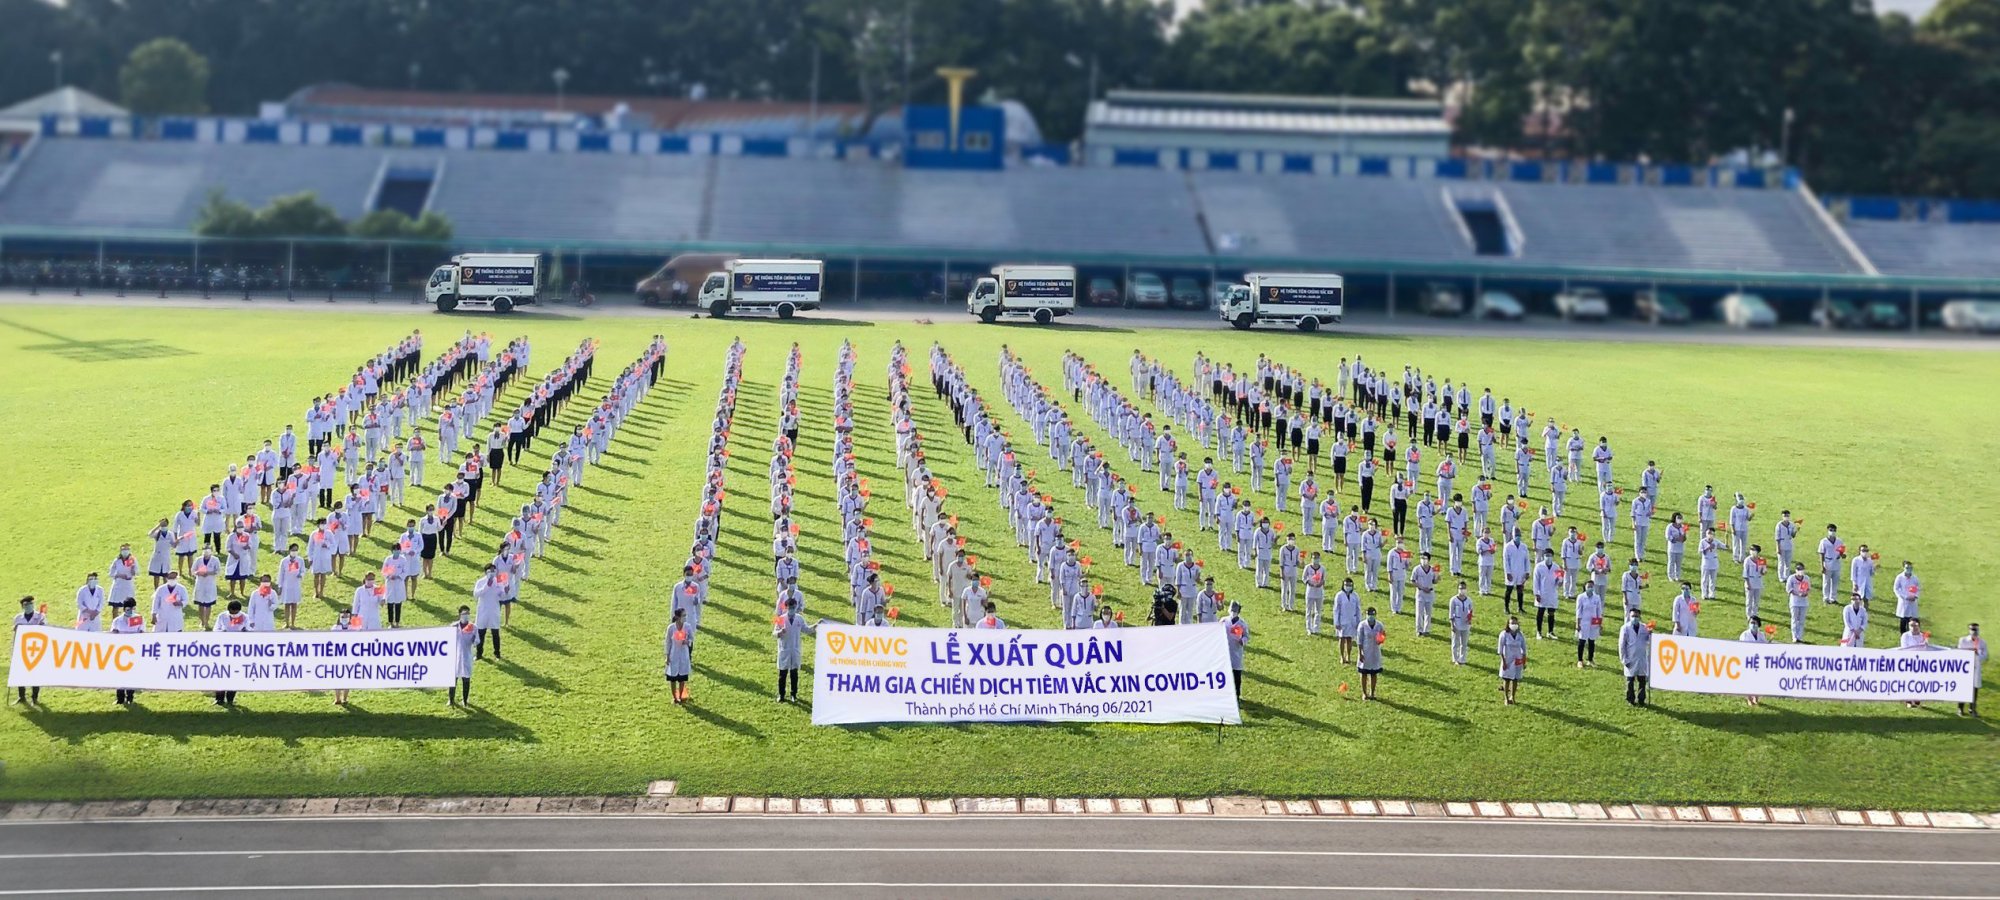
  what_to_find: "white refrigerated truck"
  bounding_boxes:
[1220,272,1344,331]
[698,258,824,319]
[967,264,1076,324]
[427,253,541,313]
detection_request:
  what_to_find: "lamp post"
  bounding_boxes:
[1779,106,1794,168]
[51,49,63,90]
[552,67,570,112]
[408,61,421,90]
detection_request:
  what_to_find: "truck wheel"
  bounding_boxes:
[1231,313,1254,330]
[979,307,998,323]
[1298,316,1320,333]
[1033,308,1053,325]
[494,297,514,314]
[435,294,459,313]
[777,303,796,319]
[711,302,729,319]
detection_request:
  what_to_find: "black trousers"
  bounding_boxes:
[386,602,404,627]
[1536,607,1556,634]
[1392,500,1408,534]
[1576,638,1596,661]
[1233,668,1243,697]
[1359,478,1374,512]
[778,667,801,698]
[1503,582,1525,612]
[451,677,472,704]
[479,628,501,657]
[1626,675,1649,705]
[16,686,39,703]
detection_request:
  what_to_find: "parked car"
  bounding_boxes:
[1417,281,1465,316]
[1634,289,1691,325]
[1811,297,1862,329]
[1553,286,1610,321]
[1940,299,2000,333]
[1127,271,1168,307]
[1085,277,1121,307]
[1719,292,1778,328]
[1860,301,1908,330]
[1169,276,1207,309]
[1474,289,1525,321]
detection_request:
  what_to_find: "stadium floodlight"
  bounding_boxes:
[552,67,571,112]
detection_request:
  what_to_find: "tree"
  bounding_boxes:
[254,192,348,238]
[118,36,208,115]
[351,208,455,241]
[1163,2,1418,99]
[193,189,258,238]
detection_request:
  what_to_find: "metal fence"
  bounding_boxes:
[4,228,1998,329]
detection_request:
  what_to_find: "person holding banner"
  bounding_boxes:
[1225,602,1250,698]
[1575,581,1605,668]
[332,609,361,706]
[13,597,45,706]
[1842,595,1870,648]
[1356,607,1385,700]
[213,601,250,707]
[1960,624,1985,717]
[110,600,143,705]
[1901,619,1930,709]
[665,608,694,705]
[1619,608,1651,707]
[1497,616,1527,705]
[1738,616,1770,707]
[450,606,477,708]
[772,596,820,704]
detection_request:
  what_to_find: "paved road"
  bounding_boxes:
[0,814,1995,897]
[4,289,1996,352]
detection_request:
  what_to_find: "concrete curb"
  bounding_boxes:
[3,797,1993,828]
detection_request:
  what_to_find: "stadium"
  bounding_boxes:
[1,1,1997,895]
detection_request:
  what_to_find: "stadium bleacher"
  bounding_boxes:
[0,139,380,232]
[1,135,1995,280]
[1842,221,2000,278]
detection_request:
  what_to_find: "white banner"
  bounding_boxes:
[6,625,458,691]
[810,622,1242,725]
[1650,634,1978,703]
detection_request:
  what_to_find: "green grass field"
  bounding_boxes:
[0,302,1995,809]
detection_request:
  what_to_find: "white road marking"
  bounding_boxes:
[0,846,1992,866]
[0,882,1993,898]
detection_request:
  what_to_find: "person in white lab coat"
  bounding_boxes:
[1497,616,1527,705]
[1619,609,1652,707]
[773,597,821,703]
[1738,616,1770,707]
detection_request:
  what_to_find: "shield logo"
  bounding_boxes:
[826,632,847,655]
[20,631,47,670]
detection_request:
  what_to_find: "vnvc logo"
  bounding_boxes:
[18,631,136,672]
[1656,639,1743,680]
[825,630,908,658]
